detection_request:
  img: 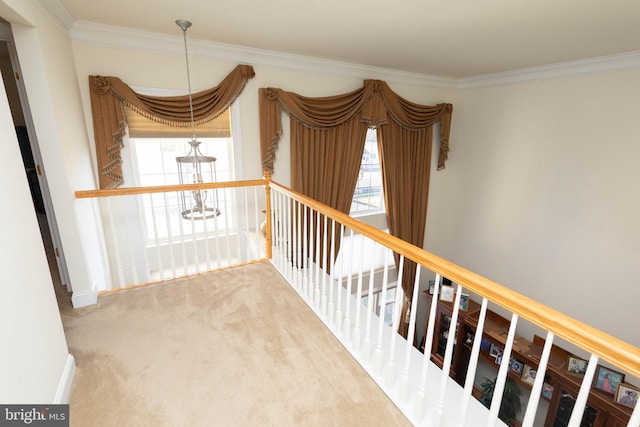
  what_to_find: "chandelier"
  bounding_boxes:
[175,19,220,220]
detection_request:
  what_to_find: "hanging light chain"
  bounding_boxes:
[178,20,197,143]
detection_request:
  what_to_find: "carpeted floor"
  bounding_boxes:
[61,262,411,426]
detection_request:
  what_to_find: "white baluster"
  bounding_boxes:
[343,228,355,341]
[521,332,555,427]
[313,211,321,305]
[352,232,366,353]
[122,196,140,285]
[457,298,489,426]
[487,313,519,427]
[362,242,377,363]
[287,195,294,278]
[303,205,311,294]
[385,255,405,387]
[201,191,212,271]
[568,354,599,427]
[162,192,176,279]
[399,264,422,403]
[253,186,260,260]
[176,191,188,276]
[321,214,328,316]
[189,201,199,275]
[148,193,163,280]
[327,219,336,325]
[372,247,392,375]
[334,224,345,333]
[417,273,442,420]
[105,198,125,288]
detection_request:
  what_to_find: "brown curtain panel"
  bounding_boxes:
[89,64,255,189]
[375,83,453,337]
[259,81,452,337]
[260,83,380,266]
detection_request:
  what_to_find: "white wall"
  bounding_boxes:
[426,69,640,349]
[3,0,106,305]
[0,37,71,403]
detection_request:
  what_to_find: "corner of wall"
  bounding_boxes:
[53,354,75,404]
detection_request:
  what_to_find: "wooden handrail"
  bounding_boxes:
[269,180,640,379]
[75,179,266,199]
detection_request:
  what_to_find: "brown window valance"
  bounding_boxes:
[89,64,255,189]
[259,79,452,175]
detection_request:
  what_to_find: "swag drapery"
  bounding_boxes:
[259,80,453,337]
[89,64,255,189]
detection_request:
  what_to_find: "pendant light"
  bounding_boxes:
[175,19,220,220]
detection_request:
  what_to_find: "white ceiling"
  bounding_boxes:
[57,0,640,78]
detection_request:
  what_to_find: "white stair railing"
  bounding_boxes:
[267,180,640,427]
[76,180,268,292]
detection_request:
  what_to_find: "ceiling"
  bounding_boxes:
[57,0,640,78]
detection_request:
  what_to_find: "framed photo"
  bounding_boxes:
[465,331,475,345]
[489,344,501,358]
[567,355,588,376]
[510,360,524,376]
[459,294,469,311]
[495,351,503,366]
[428,280,436,295]
[593,365,624,395]
[439,285,455,302]
[542,382,554,400]
[615,383,639,409]
[521,364,537,385]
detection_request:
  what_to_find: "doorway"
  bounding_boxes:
[0,26,72,306]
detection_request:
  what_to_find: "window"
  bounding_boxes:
[127,107,235,243]
[351,128,385,215]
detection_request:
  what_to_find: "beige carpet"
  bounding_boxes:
[62,262,411,426]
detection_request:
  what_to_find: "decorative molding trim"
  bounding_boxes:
[71,288,98,308]
[35,0,74,35]
[53,354,76,404]
[458,51,640,89]
[68,21,458,89]
[45,6,640,89]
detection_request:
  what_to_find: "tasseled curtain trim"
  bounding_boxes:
[89,64,255,189]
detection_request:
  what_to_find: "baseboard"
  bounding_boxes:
[71,289,98,308]
[54,354,76,404]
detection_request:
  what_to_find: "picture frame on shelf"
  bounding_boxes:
[521,364,536,385]
[542,383,554,400]
[439,285,455,303]
[459,294,469,311]
[593,365,625,395]
[428,280,436,295]
[489,344,501,358]
[615,383,639,409]
[567,355,588,376]
[510,360,524,376]
[495,351,503,366]
[465,331,475,345]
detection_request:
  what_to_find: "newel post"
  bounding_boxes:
[263,170,273,260]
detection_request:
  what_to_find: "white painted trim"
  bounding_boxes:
[42,4,640,89]
[53,354,76,404]
[458,50,640,89]
[35,0,74,34]
[71,288,98,308]
[68,21,458,89]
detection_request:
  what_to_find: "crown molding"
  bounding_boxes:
[64,20,640,90]
[458,51,640,89]
[68,21,458,89]
[36,0,74,35]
